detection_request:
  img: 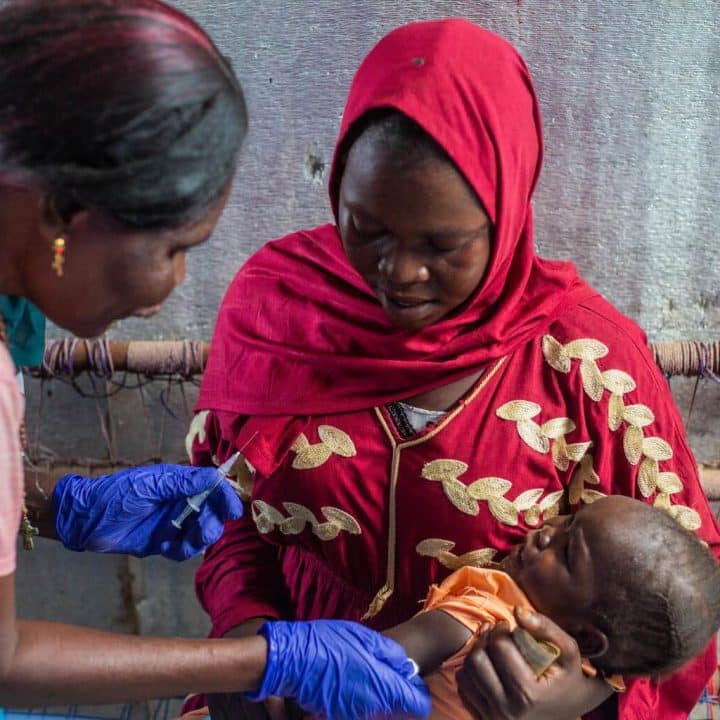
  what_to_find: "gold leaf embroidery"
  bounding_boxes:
[552,438,591,472]
[283,502,318,524]
[422,459,469,482]
[623,426,644,465]
[280,516,308,535]
[226,454,255,501]
[489,497,519,526]
[569,455,599,505]
[642,436,673,462]
[540,490,565,511]
[321,507,362,534]
[542,335,571,373]
[496,400,542,421]
[185,410,210,461]
[669,505,702,531]
[468,477,513,499]
[252,500,286,533]
[565,441,593,462]
[542,334,700,534]
[601,369,636,395]
[455,548,499,568]
[252,499,362,539]
[524,506,542,526]
[514,489,544,511]
[608,394,625,431]
[518,419,550,454]
[443,479,480,516]
[656,472,683,495]
[638,457,659,498]
[421,457,572,529]
[623,404,655,428]
[293,433,309,452]
[314,506,363,540]
[517,420,550,454]
[314,523,341,541]
[552,438,570,471]
[654,492,672,510]
[540,418,576,439]
[416,538,456,556]
[416,539,497,570]
[294,445,333,469]
[317,425,357,457]
[580,359,604,401]
[520,489,563,526]
[564,338,609,361]
[497,401,588,463]
[541,502,561,520]
[581,489,607,504]
[291,426,356,469]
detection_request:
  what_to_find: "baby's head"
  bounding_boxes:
[501,495,720,677]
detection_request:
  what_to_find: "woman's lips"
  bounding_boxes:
[386,294,432,307]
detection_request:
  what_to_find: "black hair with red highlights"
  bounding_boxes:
[0,0,247,228]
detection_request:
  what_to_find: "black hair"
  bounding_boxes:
[0,0,247,229]
[336,108,451,178]
[591,500,720,678]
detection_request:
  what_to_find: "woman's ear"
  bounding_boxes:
[574,625,609,659]
[38,193,87,241]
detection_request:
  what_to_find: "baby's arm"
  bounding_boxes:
[383,610,473,675]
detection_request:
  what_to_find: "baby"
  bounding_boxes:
[181,495,720,720]
[385,495,720,720]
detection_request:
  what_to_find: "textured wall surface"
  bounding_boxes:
[11,1,719,716]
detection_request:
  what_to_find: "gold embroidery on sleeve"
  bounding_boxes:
[185,410,210,461]
[515,489,564,526]
[252,499,361,539]
[225,454,255,501]
[252,500,362,540]
[290,425,357,469]
[496,400,549,453]
[496,401,591,471]
[568,454,605,505]
[420,459,564,528]
[416,538,498,570]
[542,334,700,531]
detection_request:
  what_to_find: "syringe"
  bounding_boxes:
[171,451,241,529]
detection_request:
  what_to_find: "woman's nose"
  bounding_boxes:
[378,244,427,284]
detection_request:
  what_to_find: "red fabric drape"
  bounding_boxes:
[197,19,595,416]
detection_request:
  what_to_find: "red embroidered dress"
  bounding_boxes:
[191,20,719,720]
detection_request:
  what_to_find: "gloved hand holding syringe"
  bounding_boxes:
[172,451,241,529]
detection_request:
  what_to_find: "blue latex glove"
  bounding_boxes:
[249,620,431,720]
[53,464,243,561]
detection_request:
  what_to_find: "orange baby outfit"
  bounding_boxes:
[421,566,623,720]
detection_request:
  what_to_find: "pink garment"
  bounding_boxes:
[0,343,23,576]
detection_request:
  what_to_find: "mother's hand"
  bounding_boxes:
[456,607,613,720]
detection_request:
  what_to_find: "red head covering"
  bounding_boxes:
[198,19,595,416]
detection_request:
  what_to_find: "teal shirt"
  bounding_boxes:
[0,296,45,367]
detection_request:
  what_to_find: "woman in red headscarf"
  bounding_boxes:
[189,18,719,720]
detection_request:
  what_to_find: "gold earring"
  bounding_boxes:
[52,236,66,277]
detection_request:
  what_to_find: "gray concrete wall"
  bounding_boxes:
[10,0,720,715]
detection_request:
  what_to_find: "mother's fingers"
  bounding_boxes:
[513,607,582,669]
[484,631,542,710]
[457,635,511,719]
[456,665,494,720]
